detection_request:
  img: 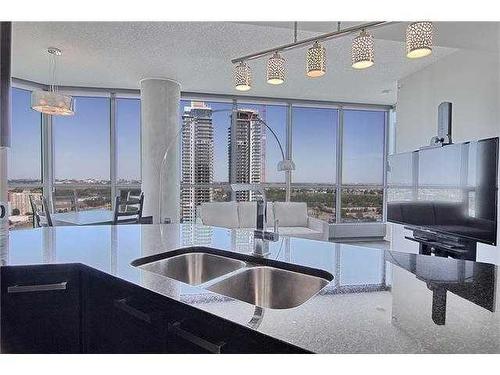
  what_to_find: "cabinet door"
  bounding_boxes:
[0,264,82,354]
[162,298,308,354]
[84,268,167,353]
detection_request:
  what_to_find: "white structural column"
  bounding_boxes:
[140,78,181,223]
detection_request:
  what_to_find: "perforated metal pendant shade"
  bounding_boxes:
[351,30,374,69]
[306,41,326,78]
[406,22,433,59]
[266,52,285,85]
[234,61,252,91]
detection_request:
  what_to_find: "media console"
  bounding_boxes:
[405,227,477,261]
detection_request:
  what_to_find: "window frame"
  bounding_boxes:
[9,79,390,229]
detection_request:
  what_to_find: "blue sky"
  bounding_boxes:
[9,88,386,184]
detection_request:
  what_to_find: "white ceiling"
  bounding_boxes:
[11,22,496,105]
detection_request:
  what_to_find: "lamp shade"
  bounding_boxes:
[406,22,433,59]
[351,30,374,69]
[277,159,296,171]
[306,41,326,78]
[234,61,252,91]
[266,52,285,85]
[31,90,75,116]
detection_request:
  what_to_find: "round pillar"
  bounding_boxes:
[140,78,181,223]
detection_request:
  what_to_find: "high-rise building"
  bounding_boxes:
[228,110,265,201]
[181,101,214,222]
[8,190,40,216]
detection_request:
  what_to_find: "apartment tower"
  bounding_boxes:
[228,109,264,201]
[181,102,214,222]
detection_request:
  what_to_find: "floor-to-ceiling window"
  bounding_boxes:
[7,87,43,229]
[291,106,338,223]
[341,109,386,222]
[116,97,142,200]
[53,96,112,212]
[8,80,389,233]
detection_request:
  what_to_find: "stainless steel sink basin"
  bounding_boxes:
[207,266,329,309]
[138,252,246,286]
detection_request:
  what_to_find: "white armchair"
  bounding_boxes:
[197,201,330,241]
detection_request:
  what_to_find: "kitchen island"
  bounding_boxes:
[0,224,498,353]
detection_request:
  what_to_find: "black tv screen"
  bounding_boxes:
[387,137,498,245]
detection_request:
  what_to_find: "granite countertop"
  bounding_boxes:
[0,224,498,353]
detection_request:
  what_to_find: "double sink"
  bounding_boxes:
[131,247,333,310]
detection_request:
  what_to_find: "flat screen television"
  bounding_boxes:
[387,137,498,245]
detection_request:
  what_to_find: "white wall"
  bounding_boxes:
[391,48,500,264]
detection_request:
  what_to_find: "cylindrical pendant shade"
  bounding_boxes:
[406,22,433,59]
[31,90,75,116]
[266,52,285,85]
[234,61,252,91]
[306,41,326,78]
[352,30,374,69]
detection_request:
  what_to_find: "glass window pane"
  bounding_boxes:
[54,187,111,212]
[341,187,383,222]
[265,186,286,202]
[291,187,336,223]
[116,98,141,184]
[342,110,385,185]
[8,88,42,184]
[53,96,110,183]
[292,107,337,184]
[179,100,232,222]
[7,187,42,230]
[237,103,287,183]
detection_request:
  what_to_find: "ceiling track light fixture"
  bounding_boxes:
[234,61,252,91]
[406,21,433,59]
[351,29,375,69]
[266,51,285,85]
[306,41,326,78]
[31,47,75,116]
[231,21,435,89]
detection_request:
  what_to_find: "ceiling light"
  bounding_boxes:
[31,48,75,116]
[406,22,433,59]
[234,61,252,91]
[266,52,285,85]
[306,41,326,78]
[351,30,374,69]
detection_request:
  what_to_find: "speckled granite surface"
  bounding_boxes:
[1,224,498,353]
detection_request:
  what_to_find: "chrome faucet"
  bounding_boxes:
[230,184,279,243]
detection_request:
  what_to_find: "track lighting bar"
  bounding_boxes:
[231,21,397,64]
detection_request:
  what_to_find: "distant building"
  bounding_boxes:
[228,109,265,201]
[8,190,40,216]
[181,101,214,222]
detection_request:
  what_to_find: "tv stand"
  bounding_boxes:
[404,227,477,261]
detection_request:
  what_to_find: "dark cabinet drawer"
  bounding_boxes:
[84,268,167,353]
[156,297,308,354]
[0,264,82,354]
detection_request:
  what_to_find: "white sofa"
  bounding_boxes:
[198,201,329,241]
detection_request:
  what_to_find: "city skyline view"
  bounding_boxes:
[9,88,386,185]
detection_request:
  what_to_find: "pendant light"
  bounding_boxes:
[406,22,433,59]
[234,61,252,91]
[31,48,75,116]
[306,41,326,78]
[266,52,285,85]
[351,29,374,69]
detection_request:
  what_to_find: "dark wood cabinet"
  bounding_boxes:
[83,267,168,353]
[0,264,82,353]
[1,264,308,354]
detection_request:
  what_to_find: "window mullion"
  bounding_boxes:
[336,107,343,223]
[110,93,117,210]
